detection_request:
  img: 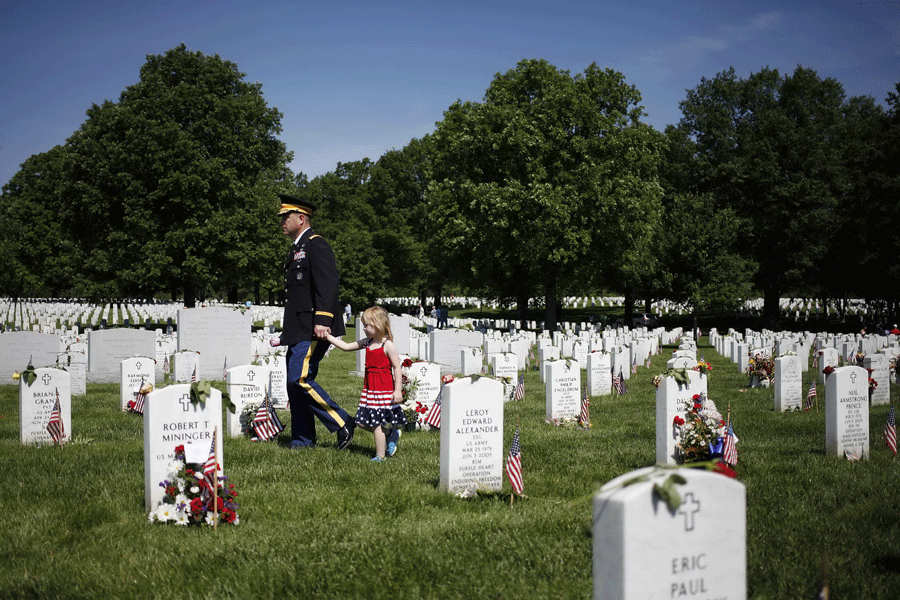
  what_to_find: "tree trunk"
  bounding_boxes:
[254,282,261,305]
[623,285,635,327]
[227,284,238,304]
[543,273,558,333]
[516,290,529,324]
[763,283,780,329]
[183,281,196,308]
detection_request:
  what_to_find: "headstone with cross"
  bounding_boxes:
[593,466,746,600]
[142,383,223,510]
[825,365,870,459]
[120,357,156,411]
[225,364,272,437]
[655,369,708,465]
[544,358,581,421]
[407,361,441,414]
[19,367,71,445]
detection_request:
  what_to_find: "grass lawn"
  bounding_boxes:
[0,333,898,599]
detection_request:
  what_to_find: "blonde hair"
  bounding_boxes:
[362,306,392,341]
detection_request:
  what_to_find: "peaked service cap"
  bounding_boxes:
[277,194,316,216]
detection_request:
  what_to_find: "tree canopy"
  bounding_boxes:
[426,59,665,329]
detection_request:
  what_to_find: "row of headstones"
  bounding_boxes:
[18,354,749,599]
[710,328,897,407]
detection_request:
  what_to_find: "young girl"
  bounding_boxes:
[326,306,405,461]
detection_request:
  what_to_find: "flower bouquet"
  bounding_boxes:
[746,354,774,387]
[148,445,239,527]
[673,393,725,464]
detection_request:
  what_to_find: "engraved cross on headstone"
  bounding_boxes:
[247,370,255,381]
[179,394,192,412]
[850,372,857,384]
[42,373,52,386]
[136,361,142,370]
[678,492,701,532]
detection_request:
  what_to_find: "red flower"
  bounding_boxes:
[190,497,205,514]
[402,358,413,368]
[713,461,737,478]
[175,445,185,455]
[165,485,177,497]
[441,374,455,384]
[692,394,701,401]
[673,416,685,426]
[221,509,237,524]
[822,366,835,376]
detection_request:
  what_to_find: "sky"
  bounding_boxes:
[1,0,898,189]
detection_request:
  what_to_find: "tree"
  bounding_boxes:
[0,146,80,297]
[427,59,664,330]
[61,44,291,305]
[676,66,850,324]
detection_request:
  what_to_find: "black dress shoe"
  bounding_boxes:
[336,420,356,450]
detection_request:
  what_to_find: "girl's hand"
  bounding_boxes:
[391,389,403,404]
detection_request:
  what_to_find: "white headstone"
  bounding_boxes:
[0,332,63,383]
[545,359,581,422]
[120,357,156,411]
[656,370,708,465]
[864,353,890,406]
[258,353,288,408]
[773,355,802,412]
[587,351,612,397]
[593,466,746,600]
[825,366,869,459]
[225,365,272,437]
[19,368,71,445]
[460,347,484,376]
[87,329,157,383]
[408,361,441,412]
[177,307,251,380]
[143,383,223,510]
[438,376,504,494]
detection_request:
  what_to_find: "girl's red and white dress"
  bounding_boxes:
[355,343,407,429]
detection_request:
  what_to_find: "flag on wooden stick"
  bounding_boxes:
[47,389,64,444]
[424,393,441,428]
[514,374,525,401]
[506,428,523,495]
[253,392,284,441]
[805,380,816,411]
[884,405,897,457]
[579,390,590,427]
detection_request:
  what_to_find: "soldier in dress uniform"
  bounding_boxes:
[270,194,355,449]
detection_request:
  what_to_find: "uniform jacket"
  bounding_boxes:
[281,228,346,346]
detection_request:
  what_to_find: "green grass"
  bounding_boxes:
[1,337,899,599]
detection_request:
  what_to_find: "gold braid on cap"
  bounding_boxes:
[280,204,312,216]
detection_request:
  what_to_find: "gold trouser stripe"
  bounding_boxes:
[299,340,345,428]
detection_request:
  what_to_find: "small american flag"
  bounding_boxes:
[631,357,637,374]
[514,374,525,401]
[191,365,197,383]
[645,355,651,368]
[805,380,816,411]
[203,428,220,492]
[506,428,523,495]
[223,357,228,380]
[579,390,590,426]
[133,381,147,415]
[723,422,738,465]
[47,390,64,444]
[424,393,441,428]
[163,356,170,373]
[613,369,627,395]
[253,393,284,441]
[884,405,897,456]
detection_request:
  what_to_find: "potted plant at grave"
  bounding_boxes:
[746,354,774,388]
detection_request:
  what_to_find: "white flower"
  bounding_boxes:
[205,513,218,526]
[190,486,200,494]
[174,511,189,526]
[174,477,186,490]
[155,504,175,522]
